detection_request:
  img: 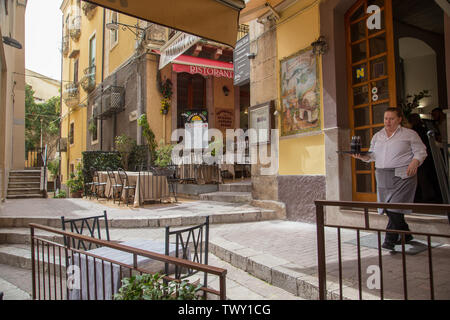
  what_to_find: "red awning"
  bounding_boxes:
[172,55,234,79]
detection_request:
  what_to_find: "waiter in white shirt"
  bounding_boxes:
[353,108,428,250]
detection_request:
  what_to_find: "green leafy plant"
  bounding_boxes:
[47,159,60,181]
[53,190,67,199]
[138,114,157,163]
[115,134,136,170]
[399,90,431,122]
[114,273,202,300]
[154,140,174,168]
[88,117,97,136]
[66,163,84,193]
[82,151,121,183]
[157,72,173,115]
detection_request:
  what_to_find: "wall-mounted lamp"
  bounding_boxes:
[2,36,22,49]
[311,36,328,56]
[223,86,230,96]
[106,21,145,39]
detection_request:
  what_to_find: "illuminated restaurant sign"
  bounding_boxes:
[173,64,234,79]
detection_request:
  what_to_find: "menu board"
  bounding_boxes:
[234,34,250,86]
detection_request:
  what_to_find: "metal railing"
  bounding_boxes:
[30,223,227,300]
[62,82,80,107]
[25,147,44,169]
[315,200,450,300]
[80,65,96,93]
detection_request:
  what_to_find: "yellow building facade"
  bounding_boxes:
[1,0,27,201]
[60,0,142,182]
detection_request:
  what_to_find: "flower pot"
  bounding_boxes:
[162,108,169,115]
[70,191,83,198]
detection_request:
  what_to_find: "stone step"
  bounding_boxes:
[9,171,41,177]
[200,192,252,204]
[9,176,41,183]
[0,228,64,245]
[208,236,356,300]
[0,246,301,301]
[219,183,252,193]
[0,274,32,300]
[6,194,44,200]
[7,188,42,196]
[8,182,41,189]
[0,209,281,229]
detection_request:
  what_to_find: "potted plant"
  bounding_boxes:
[115,134,136,170]
[399,90,431,126]
[157,72,173,115]
[114,273,202,300]
[153,140,175,176]
[66,164,84,198]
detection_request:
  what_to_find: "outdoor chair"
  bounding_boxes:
[164,216,210,297]
[149,165,178,202]
[84,167,97,199]
[106,168,123,204]
[61,211,110,251]
[117,168,137,206]
[92,169,107,200]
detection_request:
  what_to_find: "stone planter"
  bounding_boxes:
[70,191,83,198]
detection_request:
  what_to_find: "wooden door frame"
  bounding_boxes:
[345,0,397,202]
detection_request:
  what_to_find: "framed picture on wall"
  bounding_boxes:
[249,101,274,145]
[280,47,321,137]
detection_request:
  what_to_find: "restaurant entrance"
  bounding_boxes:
[345,0,447,202]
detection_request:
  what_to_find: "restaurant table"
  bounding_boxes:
[177,164,221,184]
[67,239,186,300]
[97,171,170,207]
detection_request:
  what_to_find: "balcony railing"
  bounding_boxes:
[237,24,249,41]
[69,16,81,41]
[62,82,80,108]
[80,65,96,94]
[62,35,69,56]
[82,2,97,20]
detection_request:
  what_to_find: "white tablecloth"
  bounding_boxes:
[67,240,183,300]
[97,171,169,207]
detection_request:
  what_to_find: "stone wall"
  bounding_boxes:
[278,175,326,223]
[249,20,280,202]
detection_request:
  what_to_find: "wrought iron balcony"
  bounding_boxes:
[97,85,125,119]
[80,65,96,93]
[62,35,70,56]
[69,16,81,41]
[82,2,97,20]
[237,24,249,41]
[62,82,80,108]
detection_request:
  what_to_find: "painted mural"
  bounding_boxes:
[280,47,320,137]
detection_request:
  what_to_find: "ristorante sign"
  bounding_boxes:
[173,64,234,79]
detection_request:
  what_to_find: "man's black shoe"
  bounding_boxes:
[382,242,396,250]
[396,234,413,245]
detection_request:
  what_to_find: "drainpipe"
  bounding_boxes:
[137,57,143,145]
[58,14,63,189]
[100,8,106,151]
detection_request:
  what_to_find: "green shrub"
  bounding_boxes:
[66,163,84,193]
[82,151,122,183]
[115,134,136,170]
[53,190,67,199]
[114,273,202,301]
[154,140,174,168]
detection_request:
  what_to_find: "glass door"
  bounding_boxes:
[345,0,397,201]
